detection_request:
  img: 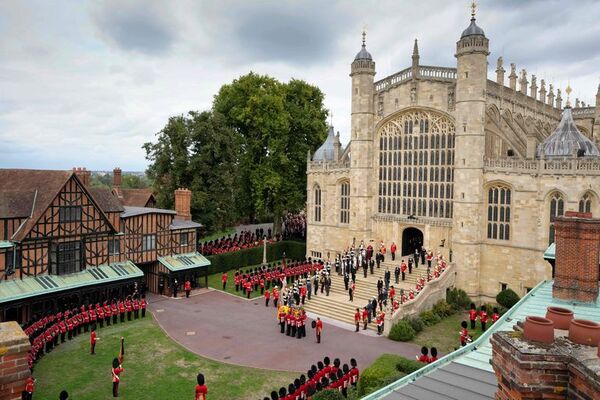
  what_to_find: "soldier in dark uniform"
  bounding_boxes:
[394,265,400,284]
[369,258,375,275]
[343,273,349,291]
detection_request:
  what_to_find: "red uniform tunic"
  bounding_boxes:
[185,281,192,291]
[221,273,227,284]
[492,313,500,322]
[469,309,477,322]
[195,384,208,400]
[362,309,368,322]
[24,377,35,393]
[480,311,488,323]
[112,367,123,382]
[460,328,469,345]
[354,311,361,322]
[90,331,97,344]
[418,355,428,363]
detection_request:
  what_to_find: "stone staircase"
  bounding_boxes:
[301,258,429,331]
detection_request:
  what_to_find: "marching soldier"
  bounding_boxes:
[221,272,228,291]
[362,307,369,330]
[126,297,132,321]
[469,303,477,329]
[265,288,270,307]
[140,295,147,318]
[90,328,98,355]
[111,300,118,324]
[195,373,208,400]
[354,308,360,332]
[185,279,192,298]
[133,297,139,319]
[111,358,124,397]
[315,317,323,344]
[479,305,488,332]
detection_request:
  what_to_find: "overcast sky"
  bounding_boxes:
[1,0,599,171]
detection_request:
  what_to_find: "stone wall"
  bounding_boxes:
[0,321,32,400]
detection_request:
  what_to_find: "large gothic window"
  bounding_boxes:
[548,192,564,244]
[377,110,455,218]
[314,185,322,222]
[579,193,592,214]
[487,186,511,240]
[340,181,350,224]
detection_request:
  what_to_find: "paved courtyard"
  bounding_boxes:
[148,290,421,372]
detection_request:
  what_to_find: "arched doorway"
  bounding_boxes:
[402,227,423,256]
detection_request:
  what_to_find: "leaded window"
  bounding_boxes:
[377,110,455,218]
[579,193,592,214]
[314,185,322,222]
[340,182,350,224]
[487,186,511,240]
[549,192,564,244]
[142,234,156,251]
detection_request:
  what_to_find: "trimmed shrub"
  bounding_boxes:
[496,288,520,309]
[388,320,416,341]
[311,389,345,400]
[446,288,472,310]
[419,310,441,326]
[403,316,424,333]
[432,300,455,318]
[396,357,425,374]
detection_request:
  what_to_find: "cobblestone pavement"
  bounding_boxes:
[148,290,421,372]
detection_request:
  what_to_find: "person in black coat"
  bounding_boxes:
[394,265,400,284]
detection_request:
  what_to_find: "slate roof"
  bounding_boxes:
[355,44,373,61]
[313,126,340,161]
[461,18,485,38]
[170,219,203,230]
[366,280,600,400]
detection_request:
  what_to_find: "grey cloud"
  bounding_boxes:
[91,2,177,55]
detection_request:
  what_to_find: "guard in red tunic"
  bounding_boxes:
[133,298,139,319]
[59,319,67,343]
[479,305,488,332]
[273,287,279,307]
[83,308,90,332]
[195,373,208,400]
[428,347,438,363]
[349,358,359,389]
[119,300,126,323]
[264,289,270,307]
[492,307,500,323]
[469,303,477,329]
[460,321,470,347]
[90,328,98,355]
[390,242,397,261]
[112,358,123,397]
[104,302,112,326]
[185,279,192,298]
[362,307,369,330]
[22,376,35,400]
[97,304,105,328]
[401,261,407,281]
[300,284,307,305]
[417,346,429,363]
[315,317,323,343]
[140,296,147,318]
[221,272,228,291]
[354,308,361,332]
[126,298,133,321]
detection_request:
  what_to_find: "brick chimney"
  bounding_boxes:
[174,188,192,221]
[113,167,122,187]
[552,211,600,303]
[0,322,32,400]
[72,167,91,186]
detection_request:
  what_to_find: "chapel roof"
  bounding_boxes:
[354,31,373,61]
[536,106,600,158]
[312,125,340,162]
[461,17,485,38]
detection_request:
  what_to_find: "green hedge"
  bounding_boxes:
[446,288,472,310]
[396,357,425,374]
[357,354,408,396]
[311,389,346,400]
[205,240,306,274]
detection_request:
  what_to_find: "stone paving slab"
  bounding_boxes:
[147,290,421,372]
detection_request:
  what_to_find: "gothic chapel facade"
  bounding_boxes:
[306,10,600,300]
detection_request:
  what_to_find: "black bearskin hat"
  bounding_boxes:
[197,373,205,385]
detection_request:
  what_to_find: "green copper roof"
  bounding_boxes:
[158,252,211,272]
[0,261,143,305]
[0,241,15,249]
[543,242,555,260]
[365,279,600,399]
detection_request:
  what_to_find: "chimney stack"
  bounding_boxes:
[552,211,600,303]
[174,188,192,221]
[72,167,91,186]
[113,167,122,187]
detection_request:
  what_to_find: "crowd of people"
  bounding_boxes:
[261,357,359,400]
[199,229,274,255]
[281,213,306,241]
[459,304,501,346]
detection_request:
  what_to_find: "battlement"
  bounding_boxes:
[307,159,350,173]
[484,157,600,176]
[374,65,457,93]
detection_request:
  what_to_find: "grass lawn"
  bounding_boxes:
[33,315,296,399]
[410,312,486,353]
[198,227,236,243]
[207,261,289,300]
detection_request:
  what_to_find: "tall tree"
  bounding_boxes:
[143,111,240,232]
[213,73,328,231]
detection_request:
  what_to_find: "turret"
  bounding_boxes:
[594,84,600,141]
[349,30,376,235]
[495,57,505,86]
[508,63,517,90]
[453,3,489,295]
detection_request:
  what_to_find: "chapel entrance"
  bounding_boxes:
[402,227,423,256]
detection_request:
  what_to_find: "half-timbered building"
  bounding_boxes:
[0,169,206,322]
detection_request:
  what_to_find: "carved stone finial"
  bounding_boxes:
[497,56,503,69]
[556,88,563,109]
[508,63,517,90]
[519,69,528,94]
